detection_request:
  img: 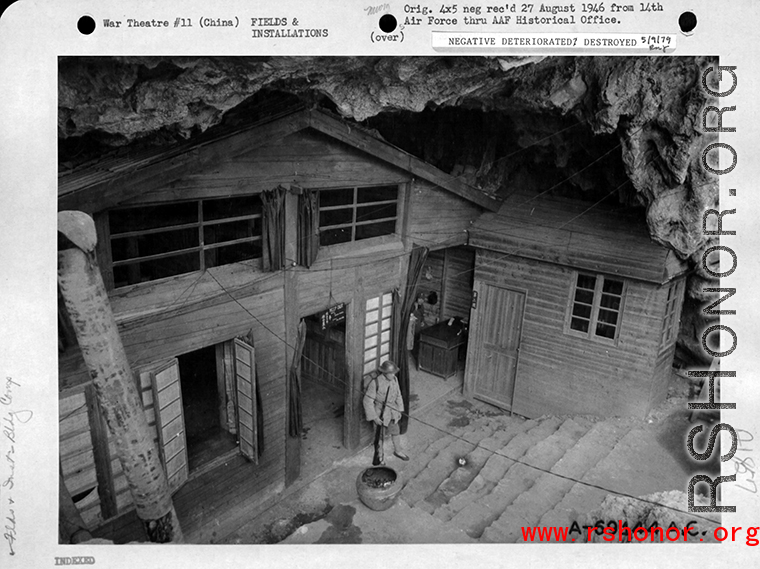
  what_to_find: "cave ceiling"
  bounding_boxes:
[58,55,721,362]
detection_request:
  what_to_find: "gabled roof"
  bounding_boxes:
[58,109,502,213]
[469,189,688,284]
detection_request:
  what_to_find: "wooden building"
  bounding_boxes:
[57,106,690,542]
[57,108,496,538]
[465,190,689,419]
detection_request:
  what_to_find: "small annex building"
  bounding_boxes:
[465,189,689,419]
[57,107,498,540]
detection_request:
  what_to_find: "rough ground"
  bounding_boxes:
[222,371,716,545]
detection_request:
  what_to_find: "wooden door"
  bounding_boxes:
[234,337,259,463]
[148,359,189,494]
[470,283,525,411]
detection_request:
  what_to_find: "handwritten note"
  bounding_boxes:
[1,376,33,557]
[734,429,757,494]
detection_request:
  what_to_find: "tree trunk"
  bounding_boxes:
[57,211,183,543]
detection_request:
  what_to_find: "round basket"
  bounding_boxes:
[356,466,402,511]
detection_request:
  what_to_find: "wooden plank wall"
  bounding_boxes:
[649,344,677,413]
[59,268,288,530]
[441,246,476,322]
[59,127,490,533]
[59,386,102,529]
[123,130,410,205]
[295,252,403,450]
[408,179,481,250]
[473,249,664,419]
[647,277,686,412]
[415,246,475,326]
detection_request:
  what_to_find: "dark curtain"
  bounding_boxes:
[261,186,286,272]
[298,188,320,268]
[288,319,307,437]
[391,246,429,435]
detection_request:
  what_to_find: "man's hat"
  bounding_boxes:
[378,360,399,374]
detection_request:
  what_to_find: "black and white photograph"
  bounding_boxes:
[1,1,758,567]
[55,54,728,545]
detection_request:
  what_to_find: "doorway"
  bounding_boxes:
[177,345,237,472]
[299,312,348,478]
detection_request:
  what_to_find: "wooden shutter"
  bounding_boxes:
[149,359,189,493]
[234,338,258,463]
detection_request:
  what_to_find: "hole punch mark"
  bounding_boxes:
[78,15,96,35]
[678,11,697,34]
[379,14,397,33]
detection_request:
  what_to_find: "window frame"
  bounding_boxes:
[363,291,394,376]
[660,278,685,349]
[106,195,264,290]
[316,184,401,249]
[564,271,627,344]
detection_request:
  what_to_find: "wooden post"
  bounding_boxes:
[345,267,364,450]
[283,189,301,485]
[57,211,183,543]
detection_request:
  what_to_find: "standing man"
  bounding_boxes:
[364,360,409,465]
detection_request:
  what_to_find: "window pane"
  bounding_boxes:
[357,185,398,203]
[595,323,616,339]
[110,202,197,234]
[357,203,397,223]
[599,294,621,310]
[355,220,396,241]
[572,303,592,319]
[602,279,624,295]
[204,219,261,245]
[203,196,262,220]
[320,227,352,246]
[113,252,200,286]
[320,207,354,227]
[574,289,594,305]
[111,228,199,261]
[204,241,261,268]
[320,188,354,207]
[597,309,619,326]
[570,318,589,333]
[576,274,596,290]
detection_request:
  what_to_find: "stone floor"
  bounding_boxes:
[223,371,720,545]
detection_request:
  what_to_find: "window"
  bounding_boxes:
[568,273,625,341]
[363,292,393,375]
[661,279,684,346]
[318,185,398,246]
[109,196,262,288]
